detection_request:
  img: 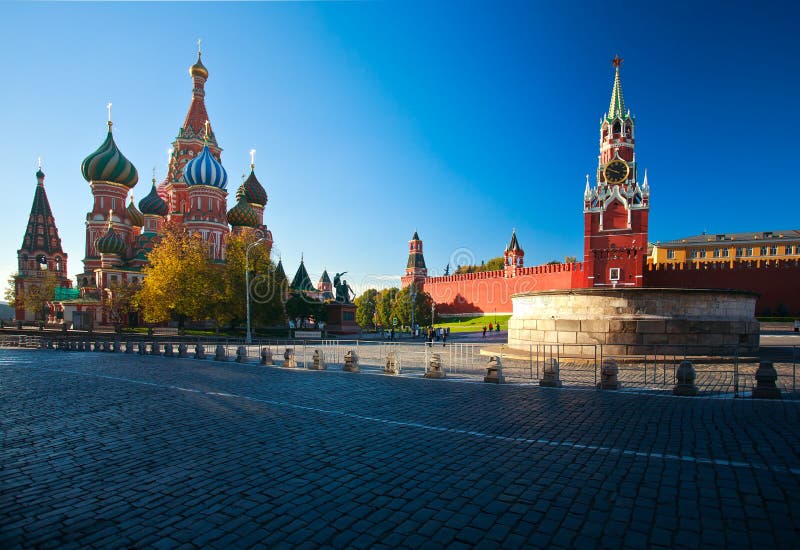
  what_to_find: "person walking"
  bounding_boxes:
[442,330,447,347]
[489,322,493,332]
[482,326,487,338]
[496,322,501,332]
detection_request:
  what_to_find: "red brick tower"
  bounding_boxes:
[583,56,650,287]
[79,108,139,288]
[15,166,72,321]
[503,230,524,278]
[163,47,223,226]
[401,231,427,289]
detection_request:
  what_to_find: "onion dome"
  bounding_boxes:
[190,52,209,79]
[95,221,126,255]
[81,123,139,188]
[183,145,227,189]
[227,195,259,227]
[126,195,144,227]
[139,181,169,216]
[241,168,267,206]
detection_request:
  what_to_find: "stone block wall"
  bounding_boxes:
[508,288,759,356]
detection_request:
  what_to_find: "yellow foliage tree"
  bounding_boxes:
[136,223,220,327]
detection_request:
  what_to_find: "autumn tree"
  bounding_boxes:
[354,288,378,329]
[136,223,219,328]
[13,271,60,321]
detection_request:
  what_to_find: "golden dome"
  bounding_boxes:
[190,53,208,79]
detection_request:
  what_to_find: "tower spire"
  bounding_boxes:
[608,55,627,120]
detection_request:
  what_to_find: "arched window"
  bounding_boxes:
[55,257,62,272]
[612,121,621,135]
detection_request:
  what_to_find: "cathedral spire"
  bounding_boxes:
[608,54,627,121]
[20,166,63,255]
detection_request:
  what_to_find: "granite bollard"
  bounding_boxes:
[484,356,505,384]
[343,350,360,372]
[310,349,326,370]
[424,353,446,379]
[260,347,273,365]
[540,358,563,387]
[673,360,699,396]
[752,361,781,399]
[598,358,621,390]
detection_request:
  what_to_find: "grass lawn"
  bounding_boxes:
[435,314,511,333]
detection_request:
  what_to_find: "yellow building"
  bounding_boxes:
[649,230,800,267]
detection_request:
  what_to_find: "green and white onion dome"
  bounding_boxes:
[183,145,227,189]
[139,182,169,216]
[95,223,126,255]
[226,195,259,227]
[81,123,139,188]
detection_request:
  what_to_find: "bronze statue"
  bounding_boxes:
[334,272,354,304]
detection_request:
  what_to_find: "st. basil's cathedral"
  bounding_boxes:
[15,51,274,325]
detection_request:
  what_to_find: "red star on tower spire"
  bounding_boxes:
[612,54,623,68]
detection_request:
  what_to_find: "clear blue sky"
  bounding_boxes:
[2,1,798,295]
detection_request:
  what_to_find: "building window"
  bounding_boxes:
[713,248,721,258]
[746,247,754,257]
[736,247,744,257]
[689,249,697,259]
[787,245,796,255]
[770,246,778,255]
[760,246,768,256]
[699,249,707,258]
[722,248,729,258]
[666,249,675,260]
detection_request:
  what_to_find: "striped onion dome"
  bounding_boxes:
[95,222,126,255]
[227,195,259,227]
[183,145,227,189]
[139,181,169,216]
[126,195,144,227]
[81,123,139,188]
[241,168,267,206]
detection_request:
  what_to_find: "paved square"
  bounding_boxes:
[2,349,799,548]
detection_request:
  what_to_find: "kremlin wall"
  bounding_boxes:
[401,58,800,318]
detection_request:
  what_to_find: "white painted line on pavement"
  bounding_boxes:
[13,363,800,477]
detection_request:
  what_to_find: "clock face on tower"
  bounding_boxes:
[604,159,629,184]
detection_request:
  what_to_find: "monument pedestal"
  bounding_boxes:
[326,303,361,335]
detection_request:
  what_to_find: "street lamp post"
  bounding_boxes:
[410,285,417,338]
[245,238,265,344]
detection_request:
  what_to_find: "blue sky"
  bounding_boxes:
[2,1,798,294]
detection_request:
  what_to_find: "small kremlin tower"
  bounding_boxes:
[401,231,427,288]
[503,230,524,277]
[582,55,649,287]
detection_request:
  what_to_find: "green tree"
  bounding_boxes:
[354,288,378,329]
[392,285,433,328]
[565,255,577,263]
[103,280,141,328]
[375,287,399,327]
[136,223,218,327]
[216,234,283,330]
[5,274,17,309]
[455,256,504,274]
[285,292,326,328]
[485,257,505,271]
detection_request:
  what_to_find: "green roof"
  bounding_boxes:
[54,287,80,301]
[290,260,315,292]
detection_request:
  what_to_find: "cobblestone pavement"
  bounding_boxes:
[2,350,800,548]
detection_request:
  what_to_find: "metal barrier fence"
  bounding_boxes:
[0,335,42,348]
[6,336,799,399]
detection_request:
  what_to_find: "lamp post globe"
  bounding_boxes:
[245,238,265,344]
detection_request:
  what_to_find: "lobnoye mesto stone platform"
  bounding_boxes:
[507,288,759,356]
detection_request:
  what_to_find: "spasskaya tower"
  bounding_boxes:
[582,55,650,287]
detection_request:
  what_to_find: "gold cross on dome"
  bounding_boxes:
[107,102,112,122]
[197,38,202,55]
